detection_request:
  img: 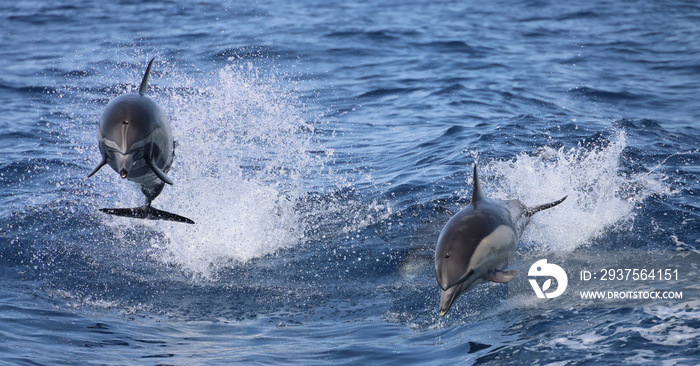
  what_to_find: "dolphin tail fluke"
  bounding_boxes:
[88,159,107,178]
[99,205,194,224]
[139,58,156,96]
[525,196,567,217]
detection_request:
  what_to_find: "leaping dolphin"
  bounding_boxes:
[434,165,565,316]
[88,58,194,224]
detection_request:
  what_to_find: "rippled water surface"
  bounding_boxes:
[1,0,699,364]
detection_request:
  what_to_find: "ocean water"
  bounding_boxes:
[1,0,698,364]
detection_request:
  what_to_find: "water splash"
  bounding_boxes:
[139,62,318,278]
[476,131,671,251]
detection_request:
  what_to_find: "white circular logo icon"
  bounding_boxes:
[528,259,568,299]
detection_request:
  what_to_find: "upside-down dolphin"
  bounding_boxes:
[88,58,194,224]
[434,165,565,316]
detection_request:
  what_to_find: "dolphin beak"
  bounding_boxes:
[439,283,463,317]
[115,153,133,179]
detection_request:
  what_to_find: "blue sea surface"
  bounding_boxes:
[1,0,699,364]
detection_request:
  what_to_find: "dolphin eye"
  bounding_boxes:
[445,252,451,258]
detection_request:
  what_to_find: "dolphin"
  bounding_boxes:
[88,58,194,224]
[434,165,565,316]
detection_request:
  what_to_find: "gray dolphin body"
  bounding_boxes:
[434,166,565,316]
[88,58,194,224]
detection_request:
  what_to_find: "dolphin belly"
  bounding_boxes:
[467,224,518,276]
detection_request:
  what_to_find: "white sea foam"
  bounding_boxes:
[49,289,120,310]
[475,131,671,250]
[134,63,317,278]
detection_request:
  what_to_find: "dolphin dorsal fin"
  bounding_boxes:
[139,58,156,96]
[471,165,486,203]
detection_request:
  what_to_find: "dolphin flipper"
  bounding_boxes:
[146,158,174,185]
[88,159,107,178]
[486,269,517,283]
[100,206,194,224]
